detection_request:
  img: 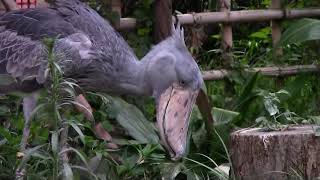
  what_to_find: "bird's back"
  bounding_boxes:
[0,0,138,94]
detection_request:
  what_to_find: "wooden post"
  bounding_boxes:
[220,0,233,67]
[230,125,320,180]
[271,0,284,87]
[111,0,121,16]
[111,0,122,28]
[154,0,172,43]
[219,0,234,97]
[271,0,283,55]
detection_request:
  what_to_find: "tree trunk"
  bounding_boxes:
[153,0,172,43]
[230,125,320,180]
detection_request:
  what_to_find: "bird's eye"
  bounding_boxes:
[179,80,186,86]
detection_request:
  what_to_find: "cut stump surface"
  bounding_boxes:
[230,125,320,180]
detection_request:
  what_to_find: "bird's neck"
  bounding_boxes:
[112,58,152,96]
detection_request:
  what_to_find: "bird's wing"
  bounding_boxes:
[0,28,46,82]
[0,8,76,40]
[52,0,138,62]
[52,0,119,44]
[0,8,94,83]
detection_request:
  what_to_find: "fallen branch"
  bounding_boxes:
[202,64,320,81]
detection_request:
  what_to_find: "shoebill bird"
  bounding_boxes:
[0,0,203,160]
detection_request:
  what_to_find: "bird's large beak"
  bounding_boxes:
[156,83,199,160]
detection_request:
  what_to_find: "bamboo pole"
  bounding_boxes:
[219,0,235,96]
[119,18,137,30]
[202,64,320,81]
[111,0,121,15]
[153,0,172,43]
[271,0,284,87]
[271,0,283,55]
[111,0,122,28]
[220,0,233,66]
[118,8,320,29]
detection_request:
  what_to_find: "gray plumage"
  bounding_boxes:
[0,0,204,160]
[0,0,203,100]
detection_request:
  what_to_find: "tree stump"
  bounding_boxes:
[230,125,320,180]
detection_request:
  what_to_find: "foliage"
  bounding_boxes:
[0,0,320,179]
[279,18,320,46]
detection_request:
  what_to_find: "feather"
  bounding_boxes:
[0,0,139,94]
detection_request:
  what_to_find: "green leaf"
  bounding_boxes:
[68,121,85,145]
[309,116,320,124]
[0,74,16,86]
[233,72,260,111]
[255,116,268,124]
[160,162,183,180]
[263,98,279,116]
[63,163,74,180]
[0,126,12,141]
[212,108,239,126]
[108,96,159,144]
[313,126,320,137]
[59,147,89,169]
[250,27,271,39]
[88,153,102,172]
[279,18,320,46]
[17,145,46,169]
[0,106,10,116]
[213,163,230,179]
[0,138,7,146]
[51,131,58,153]
[31,152,52,161]
[192,123,207,149]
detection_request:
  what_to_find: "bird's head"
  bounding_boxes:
[142,23,203,160]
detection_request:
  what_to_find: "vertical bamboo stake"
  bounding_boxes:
[154,0,172,43]
[111,0,122,28]
[271,0,283,56]
[271,0,284,87]
[220,0,233,67]
[220,0,234,97]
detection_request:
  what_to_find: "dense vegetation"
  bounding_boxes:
[0,0,320,179]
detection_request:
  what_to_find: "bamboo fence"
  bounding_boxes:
[202,65,320,80]
[119,9,320,29]
[3,0,320,81]
[112,0,320,81]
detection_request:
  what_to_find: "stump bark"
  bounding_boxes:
[230,125,320,180]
